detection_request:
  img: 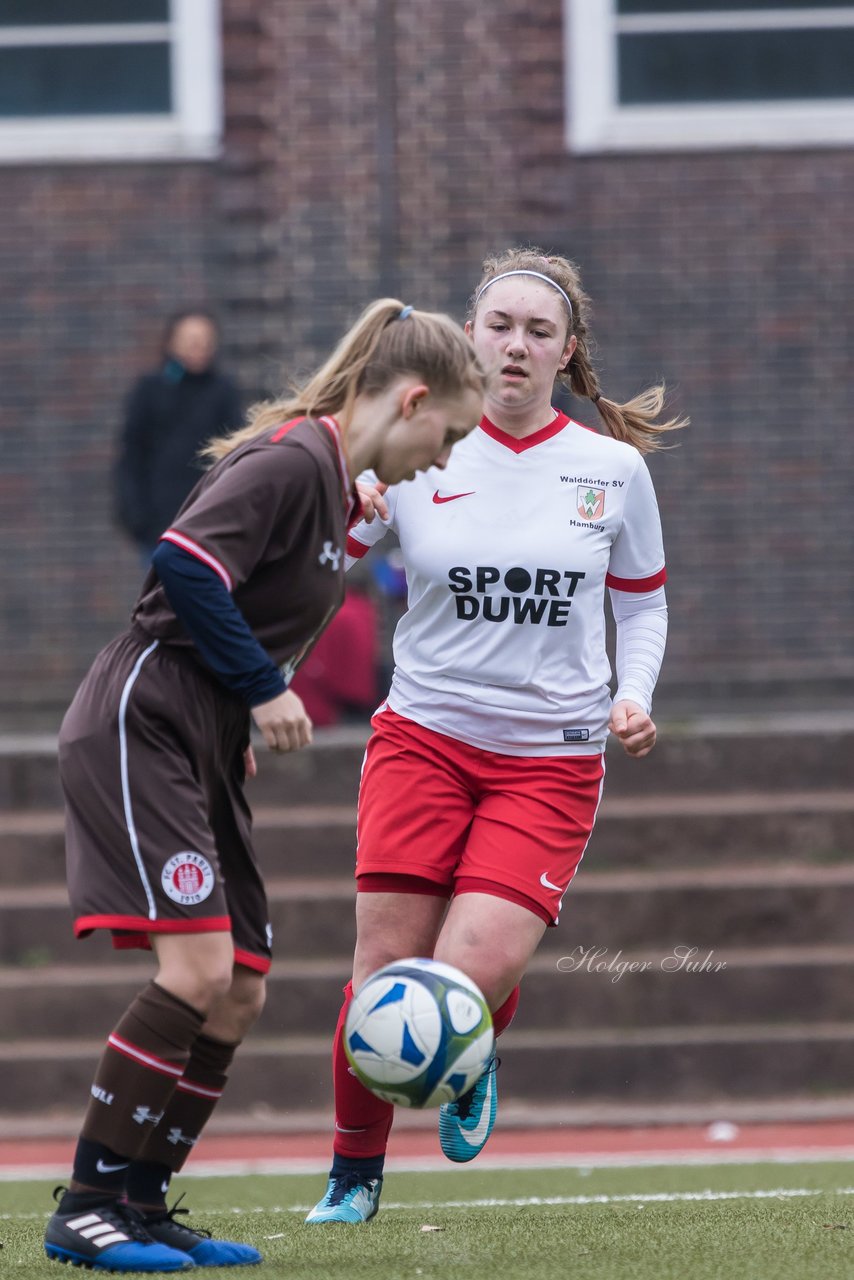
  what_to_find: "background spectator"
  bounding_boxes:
[113,309,243,558]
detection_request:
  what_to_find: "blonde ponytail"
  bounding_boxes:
[203,299,486,462]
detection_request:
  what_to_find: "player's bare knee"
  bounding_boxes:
[353,952,394,990]
[230,971,267,1029]
[434,944,519,1011]
[155,959,234,1014]
[352,940,403,990]
[203,973,265,1042]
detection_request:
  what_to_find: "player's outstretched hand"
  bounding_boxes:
[251,689,313,753]
[609,699,656,758]
[355,480,389,523]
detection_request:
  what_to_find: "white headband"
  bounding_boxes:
[474,269,573,322]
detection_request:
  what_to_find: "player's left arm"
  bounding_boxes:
[606,456,668,758]
[607,585,668,757]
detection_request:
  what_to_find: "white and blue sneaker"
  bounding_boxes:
[438,1050,499,1163]
[304,1174,383,1224]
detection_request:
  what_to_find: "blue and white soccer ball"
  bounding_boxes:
[344,957,495,1108]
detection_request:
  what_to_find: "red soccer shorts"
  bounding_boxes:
[355,706,606,925]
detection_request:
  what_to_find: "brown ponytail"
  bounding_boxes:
[469,248,688,454]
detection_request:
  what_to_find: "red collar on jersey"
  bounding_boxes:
[479,410,569,454]
[271,414,353,508]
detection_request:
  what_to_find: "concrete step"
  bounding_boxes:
[3,946,854,1042]
[585,790,854,869]
[498,1022,854,1105]
[0,806,360,886]
[3,1021,854,1115]
[5,863,854,966]
[245,712,854,805]
[519,943,854,1029]
[2,711,854,809]
[2,789,854,892]
[0,877,355,966]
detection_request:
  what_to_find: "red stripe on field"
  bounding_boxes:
[7,1122,854,1170]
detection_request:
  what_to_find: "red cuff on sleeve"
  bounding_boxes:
[346,533,371,560]
[606,566,667,593]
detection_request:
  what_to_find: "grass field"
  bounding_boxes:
[3,1161,854,1280]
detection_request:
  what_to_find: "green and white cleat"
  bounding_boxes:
[304,1174,383,1225]
[438,1050,499,1163]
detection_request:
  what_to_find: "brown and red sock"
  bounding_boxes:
[71,981,204,1196]
[126,1033,238,1209]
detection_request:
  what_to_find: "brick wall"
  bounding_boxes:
[0,163,219,716]
[1,0,851,719]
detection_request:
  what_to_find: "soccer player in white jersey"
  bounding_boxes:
[306,248,688,1225]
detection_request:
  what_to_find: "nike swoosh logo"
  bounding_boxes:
[457,1072,495,1149]
[335,1123,368,1133]
[539,871,564,892]
[433,490,475,504]
[96,1159,130,1173]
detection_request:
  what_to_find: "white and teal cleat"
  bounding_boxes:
[304,1174,383,1225]
[438,1049,499,1163]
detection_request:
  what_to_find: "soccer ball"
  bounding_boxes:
[344,957,494,1108]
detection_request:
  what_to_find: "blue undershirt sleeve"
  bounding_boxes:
[151,540,287,707]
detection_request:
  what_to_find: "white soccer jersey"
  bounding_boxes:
[347,412,666,756]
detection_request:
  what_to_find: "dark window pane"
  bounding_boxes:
[619,29,854,102]
[619,1,854,12]
[0,0,168,24]
[0,43,171,116]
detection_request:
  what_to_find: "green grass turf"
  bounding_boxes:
[3,1162,854,1280]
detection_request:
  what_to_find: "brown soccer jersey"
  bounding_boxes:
[59,415,355,966]
[133,415,352,680]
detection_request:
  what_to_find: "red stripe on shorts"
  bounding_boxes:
[75,914,232,938]
[233,947,272,974]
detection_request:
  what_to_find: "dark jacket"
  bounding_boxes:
[113,361,243,549]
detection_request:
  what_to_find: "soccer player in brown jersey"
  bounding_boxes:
[45,299,486,1272]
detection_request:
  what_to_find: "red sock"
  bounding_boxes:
[492,985,520,1037]
[332,982,394,1159]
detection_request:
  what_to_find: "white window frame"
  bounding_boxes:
[0,0,221,164]
[565,1,854,153]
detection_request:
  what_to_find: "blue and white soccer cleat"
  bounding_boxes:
[141,1197,262,1267]
[44,1189,194,1272]
[438,1049,499,1163]
[304,1174,383,1224]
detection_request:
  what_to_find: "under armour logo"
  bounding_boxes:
[318,541,342,570]
[132,1105,164,1126]
[167,1127,196,1148]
